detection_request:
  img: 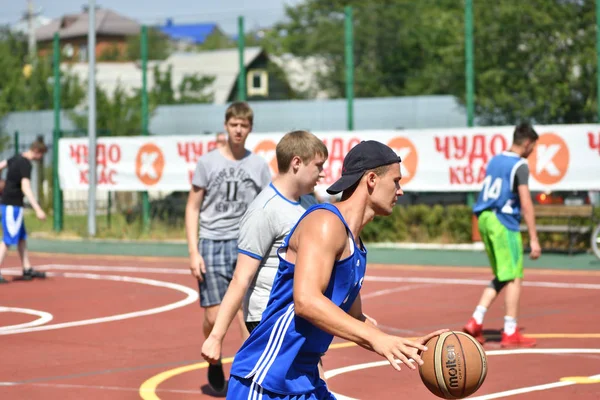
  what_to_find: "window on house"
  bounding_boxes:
[247,69,268,97]
[78,45,87,62]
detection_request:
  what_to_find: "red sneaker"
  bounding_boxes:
[501,329,536,348]
[463,317,485,344]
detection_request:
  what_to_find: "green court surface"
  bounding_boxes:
[27,238,600,270]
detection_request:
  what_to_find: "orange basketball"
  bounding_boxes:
[419,331,487,399]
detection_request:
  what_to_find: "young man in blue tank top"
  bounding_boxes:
[225,141,448,399]
[463,123,540,348]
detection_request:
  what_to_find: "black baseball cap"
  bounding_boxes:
[326,140,401,195]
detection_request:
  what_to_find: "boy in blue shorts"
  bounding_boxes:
[225,141,447,399]
[463,122,540,348]
[0,139,48,283]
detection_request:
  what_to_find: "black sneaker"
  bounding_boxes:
[0,275,8,284]
[207,361,226,393]
[23,268,46,279]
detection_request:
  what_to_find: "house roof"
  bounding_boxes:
[36,8,141,42]
[64,47,265,104]
[159,47,264,103]
[158,22,219,44]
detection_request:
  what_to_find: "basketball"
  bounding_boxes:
[419,331,487,399]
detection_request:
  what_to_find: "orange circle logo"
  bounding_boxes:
[253,140,278,174]
[387,137,418,185]
[135,143,165,186]
[529,133,569,185]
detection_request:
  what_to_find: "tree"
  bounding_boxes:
[0,27,85,115]
[151,64,215,104]
[69,65,215,137]
[126,28,171,61]
[267,0,597,124]
[69,84,145,137]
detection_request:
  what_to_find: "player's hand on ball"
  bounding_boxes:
[201,335,222,364]
[416,329,450,349]
[189,252,206,281]
[372,333,428,372]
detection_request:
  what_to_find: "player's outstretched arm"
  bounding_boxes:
[518,184,541,259]
[292,212,419,369]
[185,185,205,280]
[202,254,261,364]
[348,294,377,326]
[21,178,45,220]
[293,211,372,340]
[0,160,7,171]
[293,211,449,371]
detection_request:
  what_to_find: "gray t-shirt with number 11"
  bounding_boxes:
[192,148,271,240]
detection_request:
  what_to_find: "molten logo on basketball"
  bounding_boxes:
[445,344,461,389]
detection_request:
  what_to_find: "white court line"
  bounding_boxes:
[362,283,438,299]
[0,382,206,394]
[2,265,190,275]
[467,375,600,400]
[325,349,600,400]
[0,272,198,335]
[9,265,600,290]
[366,276,600,290]
[0,307,53,332]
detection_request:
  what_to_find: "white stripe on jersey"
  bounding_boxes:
[245,303,295,379]
[256,307,296,384]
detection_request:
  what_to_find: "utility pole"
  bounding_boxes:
[24,0,39,63]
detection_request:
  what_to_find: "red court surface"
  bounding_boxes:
[1,252,600,399]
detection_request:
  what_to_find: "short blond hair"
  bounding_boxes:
[225,101,253,125]
[276,130,328,173]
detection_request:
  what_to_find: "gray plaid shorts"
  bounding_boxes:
[198,238,238,307]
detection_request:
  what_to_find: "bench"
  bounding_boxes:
[519,205,595,255]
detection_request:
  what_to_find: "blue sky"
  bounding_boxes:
[2,0,303,33]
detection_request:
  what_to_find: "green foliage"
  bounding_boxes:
[150,65,215,104]
[69,83,145,136]
[362,204,473,244]
[0,27,85,115]
[69,64,215,136]
[126,28,171,61]
[268,0,597,124]
[197,30,235,50]
[98,43,125,61]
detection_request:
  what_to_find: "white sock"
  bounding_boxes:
[504,316,517,335]
[472,306,487,325]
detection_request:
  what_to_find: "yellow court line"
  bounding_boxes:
[527,333,600,339]
[138,333,600,399]
[139,357,234,400]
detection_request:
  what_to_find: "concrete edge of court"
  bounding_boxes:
[24,237,600,271]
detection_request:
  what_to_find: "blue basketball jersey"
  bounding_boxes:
[229,203,367,395]
[473,152,528,231]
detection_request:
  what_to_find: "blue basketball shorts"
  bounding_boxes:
[1,205,27,246]
[226,376,336,400]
